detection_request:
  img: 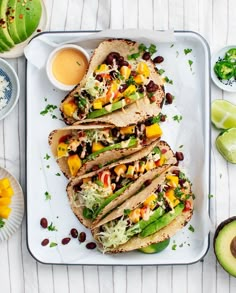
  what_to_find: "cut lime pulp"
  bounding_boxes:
[216,128,236,163]
[211,99,236,130]
[138,238,170,254]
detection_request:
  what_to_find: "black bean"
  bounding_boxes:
[110,70,118,79]
[119,60,129,67]
[172,169,180,177]
[153,56,164,63]
[86,242,97,249]
[165,93,173,104]
[146,80,159,93]
[78,232,86,243]
[70,228,78,238]
[119,84,128,93]
[142,52,151,60]
[179,179,186,187]
[61,237,71,245]
[138,85,144,93]
[160,114,166,122]
[95,74,103,82]
[144,179,152,186]
[40,218,48,229]
[41,239,49,246]
[176,151,184,161]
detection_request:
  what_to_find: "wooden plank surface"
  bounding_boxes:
[0,0,236,292]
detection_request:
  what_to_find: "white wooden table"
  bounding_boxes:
[1,0,236,292]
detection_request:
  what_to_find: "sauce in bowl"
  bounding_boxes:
[47,45,89,91]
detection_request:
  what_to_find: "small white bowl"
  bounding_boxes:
[46,44,90,91]
[0,58,20,120]
[211,45,236,92]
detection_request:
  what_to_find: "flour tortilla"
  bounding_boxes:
[67,140,177,229]
[60,39,165,127]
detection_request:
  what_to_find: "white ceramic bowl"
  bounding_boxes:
[211,45,236,92]
[46,44,90,91]
[0,58,20,120]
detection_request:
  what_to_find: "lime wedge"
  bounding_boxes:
[216,128,236,163]
[211,100,236,130]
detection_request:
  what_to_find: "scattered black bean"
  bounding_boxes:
[40,218,48,229]
[61,237,71,245]
[95,74,103,82]
[176,151,184,161]
[119,84,128,93]
[146,80,159,93]
[41,239,49,246]
[86,242,97,250]
[165,93,173,104]
[160,114,166,122]
[172,169,180,177]
[142,52,151,61]
[119,60,129,67]
[153,56,164,63]
[78,232,86,243]
[138,85,144,93]
[179,179,186,187]
[70,228,78,238]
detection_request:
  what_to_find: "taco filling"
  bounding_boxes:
[54,120,163,177]
[70,145,168,221]
[95,170,193,252]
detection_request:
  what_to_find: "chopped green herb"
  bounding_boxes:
[174,187,184,198]
[40,104,57,116]
[77,97,87,109]
[179,145,184,149]
[44,97,48,102]
[76,61,81,66]
[48,222,57,232]
[138,43,147,52]
[158,69,165,75]
[151,113,161,123]
[172,244,177,250]
[46,165,50,169]
[173,115,182,122]
[164,76,173,84]
[0,218,5,228]
[148,44,157,55]
[170,44,174,48]
[50,242,58,248]
[127,52,140,60]
[179,171,186,180]
[208,194,214,198]
[152,146,161,155]
[51,115,58,119]
[94,180,104,187]
[188,60,193,69]
[98,164,103,169]
[192,193,196,200]
[44,154,50,160]
[124,209,131,216]
[45,191,52,201]
[188,225,195,232]
[184,48,192,55]
[55,173,61,176]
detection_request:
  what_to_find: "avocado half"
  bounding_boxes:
[214,217,236,277]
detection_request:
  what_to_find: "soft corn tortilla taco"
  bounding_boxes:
[60,39,165,127]
[67,140,177,229]
[48,119,164,178]
[91,166,193,253]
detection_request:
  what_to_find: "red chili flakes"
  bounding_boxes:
[37,29,42,32]
[19,14,24,19]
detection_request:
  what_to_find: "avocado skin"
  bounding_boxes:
[6,0,22,44]
[24,0,42,37]
[0,0,15,49]
[214,216,236,277]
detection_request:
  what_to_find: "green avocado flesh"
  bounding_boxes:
[214,218,236,277]
[138,238,170,254]
[0,0,42,52]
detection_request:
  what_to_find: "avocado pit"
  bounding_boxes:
[230,236,236,258]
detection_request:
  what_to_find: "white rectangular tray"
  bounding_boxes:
[26,30,210,265]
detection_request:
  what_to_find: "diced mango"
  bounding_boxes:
[138,162,145,173]
[166,175,179,188]
[0,178,10,189]
[120,125,135,135]
[0,197,11,206]
[114,164,127,176]
[165,189,180,208]
[0,206,11,219]
[145,124,163,139]
[93,100,103,109]
[143,193,157,210]
[145,160,156,171]
[0,187,14,198]
[134,74,145,84]
[92,142,104,153]
[57,142,68,158]
[95,64,109,73]
[136,62,150,78]
[63,101,77,117]
[123,85,136,97]
[120,66,131,80]
[67,155,82,177]
[126,165,135,178]
[129,208,141,223]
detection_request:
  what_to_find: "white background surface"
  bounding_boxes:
[0,0,236,292]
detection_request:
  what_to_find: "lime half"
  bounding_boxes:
[216,128,236,163]
[138,238,170,254]
[211,100,236,130]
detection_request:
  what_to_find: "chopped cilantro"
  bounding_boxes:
[174,187,184,198]
[173,115,182,122]
[55,173,61,176]
[164,76,173,84]
[170,44,174,48]
[179,171,186,180]
[158,69,165,75]
[148,44,157,55]
[138,43,147,52]
[179,243,184,248]
[48,222,57,231]
[208,194,214,199]
[151,113,161,123]
[188,60,193,69]
[188,225,195,232]
[152,146,161,155]
[0,218,5,228]
[127,52,140,60]
[45,191,52,200]
[40,104,57,116]
[124,209,131,216]
[44,153,50,160]
[51,114,57,119]
[179,145,184,149]
[50,242,58,248]
[184,48,192,55]
[172,244,177,250]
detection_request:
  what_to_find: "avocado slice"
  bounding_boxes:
[14,0,28,42]
[24,0,42,37]
[214,217,236,277]
[138,238,170,254]
[0,39,10,52]
[6,0,22,44]
[87,92,144,119]
[0,0,15,50]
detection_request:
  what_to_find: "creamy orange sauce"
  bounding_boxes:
[52,48,88,85]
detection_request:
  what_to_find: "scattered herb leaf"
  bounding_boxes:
[164,76,173,84]
[172,244,177,250]
[208,194,214,198]
[46,165,50,169]
[44,154,50,160]
[188,225,195,232]
[148,44,157,55]
[184,48,192,55]
[50,242,58,248]
[124,209,131,216]
[173,115,182,122]
[48,222,57,232]
[0,218,5,228]
[179,145,184,149]
[40,104,57,116]
[188,59,193,70]
[45,191,52,200]
[176,51,179,57]
[158,69,165,75]
[151,113,161,124]
[170,44,174,48]
[55,173,61,176]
